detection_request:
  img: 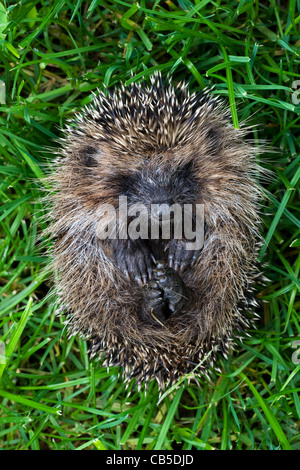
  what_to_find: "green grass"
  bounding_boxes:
[0,0,299,451]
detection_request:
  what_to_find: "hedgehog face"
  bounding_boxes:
[109,159,198,211]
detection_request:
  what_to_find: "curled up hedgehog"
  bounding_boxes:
[47,73,263,389]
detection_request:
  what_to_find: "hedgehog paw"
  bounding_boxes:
[142,262,189,325]
[112,240,153,285]
[142,280,166,325]
[166,239,199,272]
[154,262,189,314]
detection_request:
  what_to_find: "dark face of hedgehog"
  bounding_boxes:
[110,159,198,222]
[93,154,205,290]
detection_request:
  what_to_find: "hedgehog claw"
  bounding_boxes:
[111,239,153,285]
[148,288,162,299]
[143,286,165,324]
[167,239,200,272]
[168,254,174,268]
[142,262,189,325]
[134,274,143,286]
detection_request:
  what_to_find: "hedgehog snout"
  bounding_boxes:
[151,200,175,221]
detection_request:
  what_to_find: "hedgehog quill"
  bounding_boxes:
[47,73,263,390]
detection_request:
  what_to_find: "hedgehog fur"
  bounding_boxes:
[47,73,263,390]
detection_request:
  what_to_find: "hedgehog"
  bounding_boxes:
[46,73,263,390]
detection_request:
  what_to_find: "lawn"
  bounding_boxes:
[0,0,299,450]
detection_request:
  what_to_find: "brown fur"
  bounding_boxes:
[46,74,263,389]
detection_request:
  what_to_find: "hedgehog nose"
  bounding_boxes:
[151,201,175,221]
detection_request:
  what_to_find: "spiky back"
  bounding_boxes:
[69,73,221,153]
